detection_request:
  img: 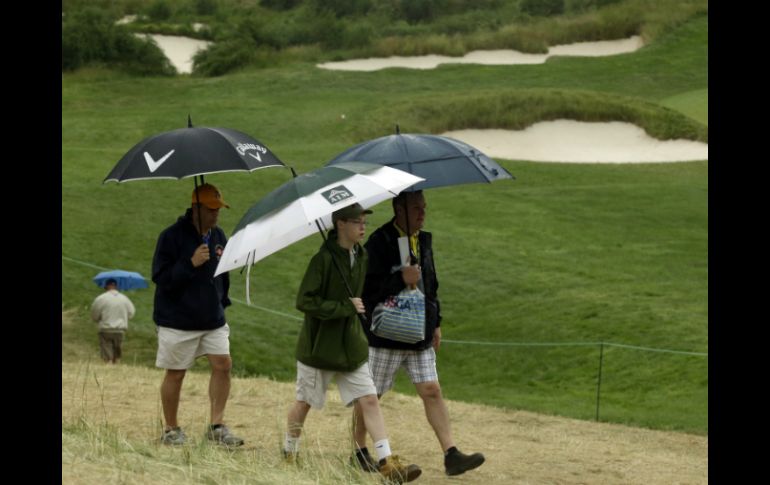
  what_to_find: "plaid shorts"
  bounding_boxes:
[368,346,438,395]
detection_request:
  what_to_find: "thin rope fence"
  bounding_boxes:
[62,254,707,357]
[64,254,708,427]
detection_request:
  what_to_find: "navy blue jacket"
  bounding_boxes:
[361,218,441,350]
[152,209,231,330]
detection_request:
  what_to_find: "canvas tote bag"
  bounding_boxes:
[370,287,426,343]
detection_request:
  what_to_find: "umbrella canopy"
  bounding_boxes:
[93,270,149,291]
[103,118,289,243]
[214,161,424,276]
[104,125,286,183]
[325,132,513,191]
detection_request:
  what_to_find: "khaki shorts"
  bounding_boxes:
[295,361,377,409]
[99,331,124,361]
[155,324,230,370]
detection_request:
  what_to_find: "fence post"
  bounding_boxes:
[595,341,604,421]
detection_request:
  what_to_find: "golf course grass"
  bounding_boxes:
[62,5,707,434]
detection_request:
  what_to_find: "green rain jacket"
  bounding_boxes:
[295,230,369,372]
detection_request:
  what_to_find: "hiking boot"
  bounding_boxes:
[161,427,186,445]
[351,448,379,472]
[282,449,299,464]
[444,448,485,476]
[378,455,422,483]
[206,424,244,447]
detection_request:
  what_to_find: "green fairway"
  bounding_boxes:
[661,88,708,125]
[62,7,707,434]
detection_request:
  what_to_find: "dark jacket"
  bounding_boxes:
[295,230,369,372]
[361,218,441,350]
[152,209,231,330]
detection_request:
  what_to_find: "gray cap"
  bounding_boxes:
[332,203,373,226]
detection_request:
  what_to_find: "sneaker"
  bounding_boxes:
[378,455,422,483]
[206,424,244,447]
[161,427,186,445]
[444,448,485,476]
[351,449,379,472]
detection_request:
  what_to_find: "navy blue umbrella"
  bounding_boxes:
[93,270,149,291]
[326,128,514,260]
[325,128,513,191]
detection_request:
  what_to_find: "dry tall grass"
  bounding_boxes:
[62,361,707,484]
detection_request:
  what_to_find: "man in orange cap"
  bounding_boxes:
[151,183,243,447]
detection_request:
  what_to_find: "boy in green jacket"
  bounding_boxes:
[284,203,421,483]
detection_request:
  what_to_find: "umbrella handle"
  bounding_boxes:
[246,260,252,305]
[193,176,206,243]
[401,197,418,265]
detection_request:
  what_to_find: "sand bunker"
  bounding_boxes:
[318,36,643,71]
[117,12,212,74]
[441,120,708,163]
[116,15,137,25]
[134,34,212,74]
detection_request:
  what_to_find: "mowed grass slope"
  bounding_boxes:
[62,14,707,433]
[62,361,707,484]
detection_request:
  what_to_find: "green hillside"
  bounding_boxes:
[62,1,708,434]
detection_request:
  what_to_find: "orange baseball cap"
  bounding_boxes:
[192,183,230,209]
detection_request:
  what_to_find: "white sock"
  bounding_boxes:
[284,433,300,453]
[373,438,392,461]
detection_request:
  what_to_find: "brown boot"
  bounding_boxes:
[378,455,422,483]
[281,449,299,465]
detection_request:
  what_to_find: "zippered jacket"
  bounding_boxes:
[295,230,369,372]
[361,218,441,350]
[152,209,231,330]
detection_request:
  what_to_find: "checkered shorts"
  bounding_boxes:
[368,346,438,395]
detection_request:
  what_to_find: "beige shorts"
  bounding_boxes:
[295,361,377,409]
[155,324,230,370]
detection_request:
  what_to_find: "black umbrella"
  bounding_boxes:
[105,117,286,183]
[104,116,288,240]
[326,126,514,259]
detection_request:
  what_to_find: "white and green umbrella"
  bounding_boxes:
[214,161,424,277]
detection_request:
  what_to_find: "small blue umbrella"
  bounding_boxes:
[93,270,149,291]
